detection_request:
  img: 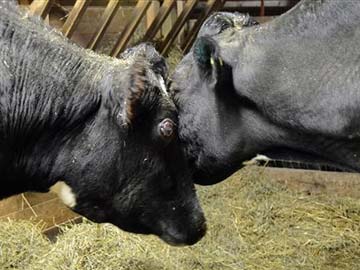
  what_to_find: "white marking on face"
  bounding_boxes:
[50,181,77,208]
[158,75,169,98]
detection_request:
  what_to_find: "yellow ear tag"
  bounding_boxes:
[219,57,223,66]
[210,57,215,66]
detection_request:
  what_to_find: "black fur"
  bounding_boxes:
[0,1,206,246]
[172,0,360,185]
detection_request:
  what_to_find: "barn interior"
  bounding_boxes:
[1,1,359,269]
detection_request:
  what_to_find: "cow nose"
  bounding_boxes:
[186,218,207,245]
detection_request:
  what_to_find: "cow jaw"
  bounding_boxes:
[50,181,77,208]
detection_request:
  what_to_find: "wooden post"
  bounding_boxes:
[260,0,265,16]
[143,0,176,42]
[146,1,160,32]
[182,0,224,53]
[61,0,92,39]
[159,0,198,56]
[87,0,121,50]
[29,0,55,19]
[18,0,32,5]
[110,0,151,57]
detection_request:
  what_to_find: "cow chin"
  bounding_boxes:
[106,215,206,246]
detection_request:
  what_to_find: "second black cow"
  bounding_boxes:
[171,0,360,185]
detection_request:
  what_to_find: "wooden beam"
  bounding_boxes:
[143,0,176,41]
[159,0,198,56]
[18,0,32,5]
[29,0,55,19]
[182,0,224,53]
[260,0,265,16]
[110,0,151,58]
[146,1,160,31]
[261,167,360,199]
[87,0,121,50]
[61,0,92,38]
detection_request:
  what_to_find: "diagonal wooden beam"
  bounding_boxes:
[61,0,92,39]
[159,0,198,56]
[110,0,151,58]
[29,0,55,19]
[182,0,225,54]
[19,0,32,5]
[87,0,121,50]
[143,0,176,42]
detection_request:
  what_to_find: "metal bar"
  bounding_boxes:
[87,0,121,50]
[110,0,151,58]
[182,0,224,54]
[143,0,176,42]
[159,0,199,56]
[29,0,55,19]
[61,0,92,38]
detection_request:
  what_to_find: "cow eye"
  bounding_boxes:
[158,118,175,141]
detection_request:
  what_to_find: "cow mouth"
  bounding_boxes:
[157,220,207,246]
[254,148,358,172]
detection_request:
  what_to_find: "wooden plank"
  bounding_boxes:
[61,0,92,38]
[43,216,83,242]
[0,197,79,230]
[261,167,360,199]
[146,1,160,31]
[29,0,55,19]
[182,0,224,53]
[159,0,198,56]
[0,192,57,217]
[110,0,151,57]
[87,0,121,50]
[18,0,32,5]
[260,0,265,16]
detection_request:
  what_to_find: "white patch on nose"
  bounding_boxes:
[158,75,169,98]
[50,181,77,208]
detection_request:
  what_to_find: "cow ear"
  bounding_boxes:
[123,61,148,125]
[193,36,221,77]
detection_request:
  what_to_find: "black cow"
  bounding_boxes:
[0,2,206,246]
[171,0,360,185]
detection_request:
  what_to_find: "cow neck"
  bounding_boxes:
[0,3,131,188]
[0,4,130,144]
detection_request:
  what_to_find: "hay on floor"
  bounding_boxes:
[0,167,359,270]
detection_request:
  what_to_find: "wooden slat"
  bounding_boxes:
[260,0,265,16]
[262,167,360,199]
[143,0,176,42]
[18,0,32,5]
[182,0,224,53]
[146,1,160,30]
[29,0,55,19]
[61,0,92,38]
[159,0,199,56]
[110,0,151,57]
[87,0,121,50]
[0,196,79,230]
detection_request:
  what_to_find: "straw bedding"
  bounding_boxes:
[0,167,359,270]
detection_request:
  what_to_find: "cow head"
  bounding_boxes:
[172,8,360,186]
[51,44,206,246]
[170,12,261,185]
